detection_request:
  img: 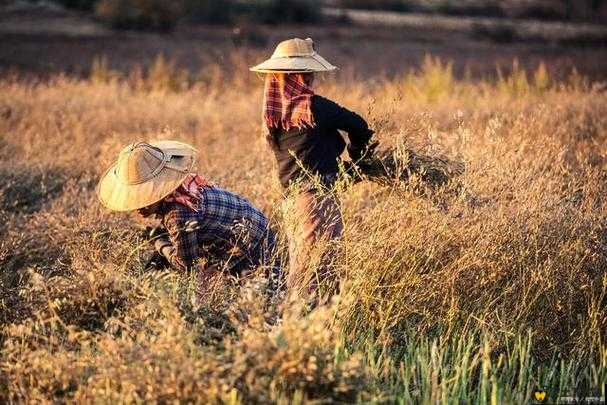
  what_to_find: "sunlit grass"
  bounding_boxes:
[0,55,605,402]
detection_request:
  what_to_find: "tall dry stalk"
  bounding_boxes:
[0,57,605,402]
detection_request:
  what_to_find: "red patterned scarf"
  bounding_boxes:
[164,173,209,211]
[263,73,315,131]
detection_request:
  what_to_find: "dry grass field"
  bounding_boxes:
[0,51,606,402]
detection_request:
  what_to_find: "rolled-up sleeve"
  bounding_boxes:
[161,209,201,272]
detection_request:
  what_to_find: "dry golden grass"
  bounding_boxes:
[0,56,605,402]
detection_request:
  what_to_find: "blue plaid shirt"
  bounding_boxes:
[159,186,274,273]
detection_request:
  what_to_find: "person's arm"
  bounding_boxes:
[319,97,376,162]
[155,209,201,272]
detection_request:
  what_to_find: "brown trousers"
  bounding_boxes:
[285,190,343,302]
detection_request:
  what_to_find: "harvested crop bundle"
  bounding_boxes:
[345,146,465,189]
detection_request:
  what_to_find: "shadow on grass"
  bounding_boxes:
[0,164,69,215]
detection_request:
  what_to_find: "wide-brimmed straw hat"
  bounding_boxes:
[250,37,338,74]
[97,140,197,212]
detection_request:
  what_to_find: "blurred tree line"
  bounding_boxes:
[339,0,607,23]
[54,0,607,29]
[56,0,321,30]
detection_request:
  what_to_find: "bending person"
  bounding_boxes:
[250,38,375,305]
[97,140,280,298]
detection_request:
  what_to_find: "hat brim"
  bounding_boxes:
[250,54,338,74]
[143,139,198,157]
[97,140,197,212]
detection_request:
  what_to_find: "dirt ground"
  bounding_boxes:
[1,4,606,81]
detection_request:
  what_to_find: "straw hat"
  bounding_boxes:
[97,140,197,212]
[250,37,338,74]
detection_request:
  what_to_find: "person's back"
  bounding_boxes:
[161,185,273,272]
[269,95,373,189]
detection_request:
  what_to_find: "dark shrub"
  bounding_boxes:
[95,0,186,31]
[184,0,235,24]
[437,2,504,18]
[93,0,320,28]
[247,0,323,24]
[56,0,97,10]
[338,0,412,12]
[471,23,518,43]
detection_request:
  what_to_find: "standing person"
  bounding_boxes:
[97,140,280,299]
[250,38,376,305]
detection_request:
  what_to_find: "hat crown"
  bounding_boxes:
[116,143,167,185]
[272,38,314,58]
[97,139,198,212]
[250,37,337,74]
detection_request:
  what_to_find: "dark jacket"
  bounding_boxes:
[268,95,374,189]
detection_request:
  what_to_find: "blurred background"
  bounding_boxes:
[1,0,606,81]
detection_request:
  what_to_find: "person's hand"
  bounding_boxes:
[144,251,170,271]
[348,140,379,164]
[365,140,380,158]
[142,225,167,244]
[154,236,172,257]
